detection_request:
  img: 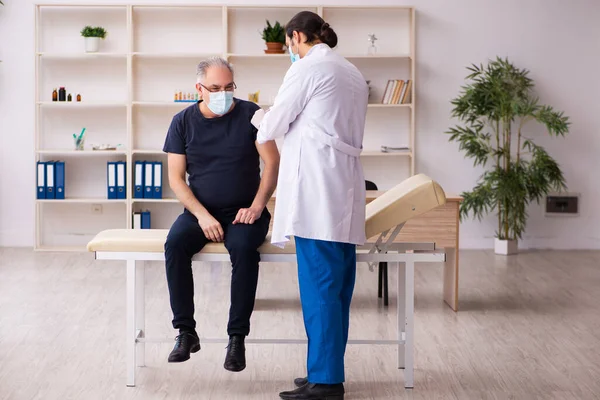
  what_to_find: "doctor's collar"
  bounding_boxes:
[304,42,328,58]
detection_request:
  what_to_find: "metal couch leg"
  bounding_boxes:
[377,262,389,306]
[378,262,383,298]
[383,262,389,307]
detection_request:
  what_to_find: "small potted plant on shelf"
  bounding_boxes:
[80,26,107,53]
[261,20,285,54]
[446,57,570,255]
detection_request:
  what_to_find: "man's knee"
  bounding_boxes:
[165,230,183,253]
[165,227,196,261]
[226,229,265,259]
[226,236,260,256]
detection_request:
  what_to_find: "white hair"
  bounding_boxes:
[196,57,234,84]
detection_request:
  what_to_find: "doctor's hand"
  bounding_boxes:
[233,207,262,225]
[197,213,224,242]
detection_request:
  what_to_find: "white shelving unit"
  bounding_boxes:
[34,3,416,251]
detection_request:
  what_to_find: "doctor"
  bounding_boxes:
[253,10,369,400]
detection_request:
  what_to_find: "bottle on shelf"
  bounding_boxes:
[58,87,66,102]
[76,94,81,102]
[52,88,58,102]
[67,93,72,102]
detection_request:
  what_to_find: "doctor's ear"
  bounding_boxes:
[288,30,300,44]
[195,83,203,99]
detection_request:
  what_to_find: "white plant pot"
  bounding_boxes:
[84,37,100,53]
[494,238,518,255]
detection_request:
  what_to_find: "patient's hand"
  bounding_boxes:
[233,207,262,225]
[197,212,224,242]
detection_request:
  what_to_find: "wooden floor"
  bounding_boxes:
[1,248,599,400]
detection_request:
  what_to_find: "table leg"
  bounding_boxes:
[396,261,405,369]
[135,261,145,367]
[443,247,459,311]
[404,257,415,389]
[126,259,137,387]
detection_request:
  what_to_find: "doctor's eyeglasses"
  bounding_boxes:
[198,82,237,93]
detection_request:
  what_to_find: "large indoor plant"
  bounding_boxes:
[261,20,285,54]
[80,25,107,53]
[446,57,570,255]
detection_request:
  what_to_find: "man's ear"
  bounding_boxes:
[195,83,203,99]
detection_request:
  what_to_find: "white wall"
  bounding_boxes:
[1,0,599,249]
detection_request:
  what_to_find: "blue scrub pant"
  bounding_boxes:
[295,236,357,384]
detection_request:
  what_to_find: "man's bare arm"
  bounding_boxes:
[168,153,224,241]
[233,141,280,224]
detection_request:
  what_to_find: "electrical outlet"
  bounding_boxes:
[91,204,103,215]
[545,193,579,217]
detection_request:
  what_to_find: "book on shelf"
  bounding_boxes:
[381,79,412,105]
[107,161,127,200]
[381,145,410,153]
[37,160,65,200]
[134,160,163,199]
[132,211,151,229]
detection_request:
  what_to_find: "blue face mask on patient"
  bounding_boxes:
[207,91,233,115]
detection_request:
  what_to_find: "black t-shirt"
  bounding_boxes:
[163,99,261,213]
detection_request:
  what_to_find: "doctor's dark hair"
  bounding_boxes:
[285,11,338,48]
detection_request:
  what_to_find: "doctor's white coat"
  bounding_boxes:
[256,43,369,248]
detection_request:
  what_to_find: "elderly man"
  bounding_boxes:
[162,57,280,372]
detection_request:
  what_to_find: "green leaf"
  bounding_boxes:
[534,105,570,137]
[445,122,492,167]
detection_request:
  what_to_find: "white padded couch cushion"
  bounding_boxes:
[87,230,295,254]
[87,174,446,253]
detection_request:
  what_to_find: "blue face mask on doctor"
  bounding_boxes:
[289,37,300,63]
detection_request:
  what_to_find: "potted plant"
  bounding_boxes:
[445,57,570,255]
[261,20,285,54]
[80,26,107,53]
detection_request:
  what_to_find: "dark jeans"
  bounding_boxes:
[164,207,271,336]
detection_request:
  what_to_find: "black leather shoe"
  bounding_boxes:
[279,383,344,400]
[224,335,246,372]
[168,332,200,363]
[294,377,308,387]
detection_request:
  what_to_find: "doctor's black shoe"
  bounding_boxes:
[279,383,344,400]
[167,332,200,363]
[294,377,308,387]
[224,335,246,372]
